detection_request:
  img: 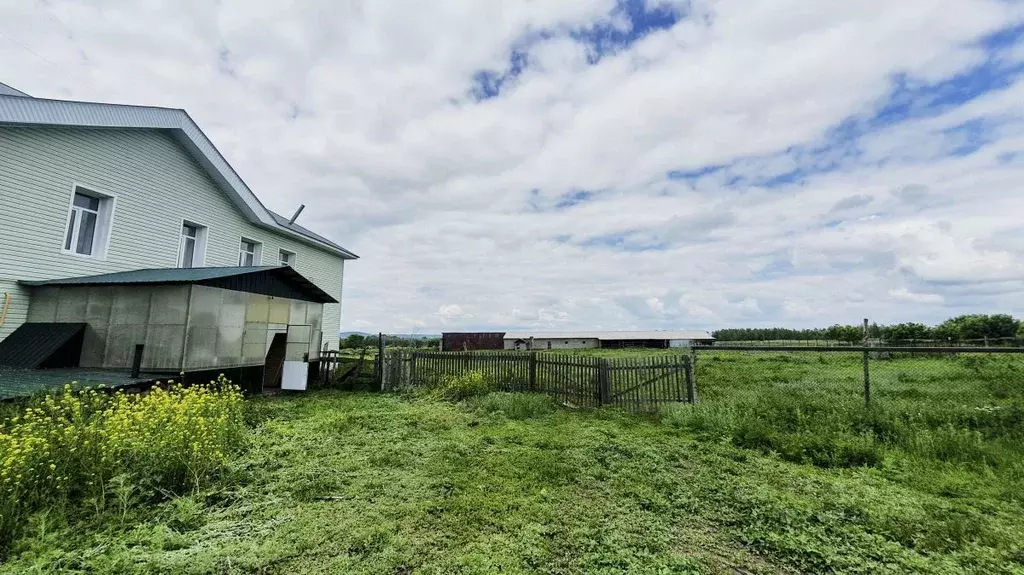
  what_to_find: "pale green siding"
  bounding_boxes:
[0,126,344,349]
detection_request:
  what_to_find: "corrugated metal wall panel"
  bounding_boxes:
[0,126,345,351]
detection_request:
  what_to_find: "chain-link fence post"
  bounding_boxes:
[862,349,871,408]
[861,319,871,408]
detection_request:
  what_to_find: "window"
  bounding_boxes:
[238,238,262,266]
[63,187,114,258]
[279,249,295,267]
[179,222,208,268]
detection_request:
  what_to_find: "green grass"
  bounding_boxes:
[3,390,1023,574]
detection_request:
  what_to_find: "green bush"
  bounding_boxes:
[469,392,557,419]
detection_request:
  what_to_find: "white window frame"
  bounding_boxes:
[238,237,263,266]
[279,249,295,267]
[178,219,209,268]
[61,184,116,260]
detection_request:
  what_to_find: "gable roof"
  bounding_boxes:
[0,90,357,260]
[19,265,337,304]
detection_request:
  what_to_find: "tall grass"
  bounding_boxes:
[415,371,498,402]
[663,393,1024,474]
[0,377,245,552]
[468,392,558,419]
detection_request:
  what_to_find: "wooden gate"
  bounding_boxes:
[602,356,693,412]
[533,355,602,407]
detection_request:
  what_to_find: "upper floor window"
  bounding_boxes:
[63,187,114,258]
[279,249,295,267]
[179,222,208,268]
[238,238,262,266]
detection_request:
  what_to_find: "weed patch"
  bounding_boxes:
[0,378,245,554]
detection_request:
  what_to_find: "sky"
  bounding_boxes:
[2,0,1024,334]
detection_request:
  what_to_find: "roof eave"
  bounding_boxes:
[0,94,357,260]
[253,221,359,260]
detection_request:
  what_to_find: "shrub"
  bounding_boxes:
[470,392,557,419]
[0,377,245,552]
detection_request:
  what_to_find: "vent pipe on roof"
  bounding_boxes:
[288,204,306,225]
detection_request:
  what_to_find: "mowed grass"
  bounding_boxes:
[3,388,1024,574]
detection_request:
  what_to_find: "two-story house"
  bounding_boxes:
[0,82,357,390]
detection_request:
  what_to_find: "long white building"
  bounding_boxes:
[502,330,715,350]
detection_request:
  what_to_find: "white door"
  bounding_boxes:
[281,324,313,391]
[281,361,307,390]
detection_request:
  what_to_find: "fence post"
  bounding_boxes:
[861,318,871,408]
[410,352,418,387]
[686,348,698,404]
[599,358,610,406]
[684,355,695,404]
[377,333,386,390]
[528,352,537,391]
[862,350,871,408]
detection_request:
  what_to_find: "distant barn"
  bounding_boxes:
[439,331,715,351]
[441,332,506,351]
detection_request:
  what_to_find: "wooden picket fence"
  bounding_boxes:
[380,351,694,412]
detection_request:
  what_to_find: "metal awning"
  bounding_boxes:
[19,266,337,304]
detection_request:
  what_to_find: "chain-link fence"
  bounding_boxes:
[679,345,1024,469]
[693,345,1024,410]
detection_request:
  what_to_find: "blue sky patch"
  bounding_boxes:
[580,232,670,252]
[660,23,1024,192]
[754,253,794,280]
[555,189,595,208]
[471,49,530,100]
[667,164,727,181]
[572,0,683,64]
[470,0,684,100]
[943,118,992,156]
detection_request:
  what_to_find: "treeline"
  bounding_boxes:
[713,314,1024,344]
[340,334,441,349]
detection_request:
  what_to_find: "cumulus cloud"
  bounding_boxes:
[889,288,944,304]
[3,0,1023,332]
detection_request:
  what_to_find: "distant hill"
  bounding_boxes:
[340,331,372,338]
